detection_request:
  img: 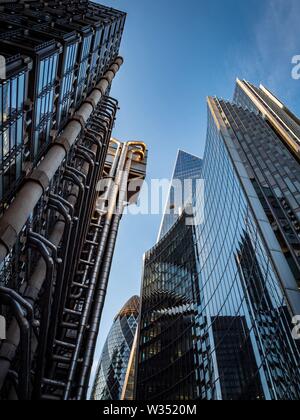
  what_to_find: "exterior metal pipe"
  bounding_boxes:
[78,155,133,399]
[0,109,111,394]
[69,138,120,296]
[0,288,33,400]
[0,171,84,392]
[0,233,57,394]
[66,137,120,309]
[45,198,73,360]
[64,144,128,399]
[64,157,99,296]
[0,57,123,263]
[56,162,93,303]
[79,215,121,399]
[25,235,55,400]
[67,139,120,301]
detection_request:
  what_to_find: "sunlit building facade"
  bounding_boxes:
[234,80,300,286]
[136,85,300,400]
[92,296,140,400]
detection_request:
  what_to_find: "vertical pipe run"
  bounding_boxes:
[77,152,135,399]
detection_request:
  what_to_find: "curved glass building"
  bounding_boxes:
[92,296,140,400]
[137,213,201,400]
[136,85,300,400]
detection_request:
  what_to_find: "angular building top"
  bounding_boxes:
[234,79,300,159]
[232,81,300,286]
[158,150,203,241]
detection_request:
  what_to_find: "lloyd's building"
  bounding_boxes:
[0,0,147,400]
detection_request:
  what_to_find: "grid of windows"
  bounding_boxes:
[0,58,29,208]
[87,27,103,91]
[0,0,126,210]
[137,215,200,400]
[34,53,59,157]
[194,109,300,400]
[234,82,300,149]
[0,28,61,162]
[233,86,300,285]
[57,42,78,129]
[74,34,93,107]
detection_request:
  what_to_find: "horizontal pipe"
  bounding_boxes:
[0,57,124,263]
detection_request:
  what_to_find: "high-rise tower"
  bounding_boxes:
[136,84,300,400]
[234,80,300,159]
[91,296,140,401]
[0,1,147,401]
[234,80,300,286]
[136,151,203,400]
[158,150,203,240]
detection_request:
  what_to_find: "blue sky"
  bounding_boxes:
[91,0,300,383]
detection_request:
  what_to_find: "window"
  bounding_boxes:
[0,69,27,203]
[57,43,78,129]
[33,54,58,158]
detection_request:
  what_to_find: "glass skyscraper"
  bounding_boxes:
[158,150,203,240]
[136,83,300,400]
[92,296,140,400]
[136,151,203,400]
[234,80,300,160]
[234,80,300,287]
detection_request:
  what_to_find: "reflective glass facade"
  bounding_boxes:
[92,296,140,400]
[158,150,203,240]
[137,214,200,400]
[234,82,300,286]
[136,92,300,400]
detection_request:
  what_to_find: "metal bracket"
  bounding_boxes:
[0,342,17,362]
[0,222,18,253]
[84,97,97,111]
[71,114,86,130]
[27,170,50,193]
[55,135,72,154]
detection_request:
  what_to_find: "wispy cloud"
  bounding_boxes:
[228,0,300,106]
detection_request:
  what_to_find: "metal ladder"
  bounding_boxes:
[40,211,106,400]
